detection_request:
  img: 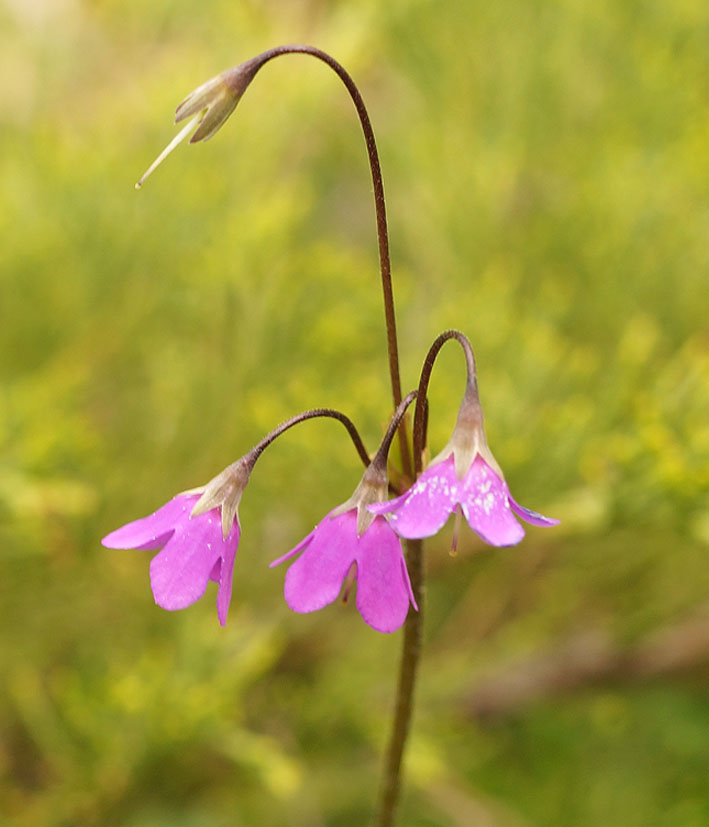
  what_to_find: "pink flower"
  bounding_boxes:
[270,464,417,633]
[369,383,558,547]
[102,458,251,626]
[369,454,557,546]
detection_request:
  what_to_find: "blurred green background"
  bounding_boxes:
[2,0,708,825]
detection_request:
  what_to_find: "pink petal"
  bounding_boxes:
[102,495,198,551]
[209,560,222,583]
[459,457,524,546]
[269,528,317,568]
[509,497,560,527]
[215,520,240,627]
[282,510,358,614]
[354,517,415,633]
[368,456,459,539]
[149,508,228,612]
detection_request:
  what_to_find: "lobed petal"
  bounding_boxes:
[102,495,198,551]
[281,510,358,614]
[354,517,415,633]
[509,497,560,528]
[459,457,524,546]
[149,508,227,612]
[369,456,459,539]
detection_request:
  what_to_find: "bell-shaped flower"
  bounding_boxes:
[270,460,417,633]
[102,457,252,625]
[136,56,264,188]
[369,382,559,547]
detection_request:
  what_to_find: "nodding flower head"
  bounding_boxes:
[136,57,264,188]
[102,457,252,626]
[270,459,418,634]
[370,381,559,547]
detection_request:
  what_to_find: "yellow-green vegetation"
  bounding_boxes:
[1,1,708,825]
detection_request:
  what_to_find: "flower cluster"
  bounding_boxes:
[104,359,557,633]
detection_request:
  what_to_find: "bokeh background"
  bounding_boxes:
[2,0,708,824]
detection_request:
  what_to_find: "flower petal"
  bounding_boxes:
[509,497,560,527]
[269,528,316,568]
[149,508,225,612]
[215,520,241,627]
[459,457,524,546]
[354,517,415,633]
[368,456,459,539]
[281,510,357,614]
[102,495,198,551]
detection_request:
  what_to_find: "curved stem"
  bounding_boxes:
[249,407,370,469]
[374,334,479,825]
[413,329,477,475]
[247,45,413,481]
[371,390,417,473]
[374,537,424,827]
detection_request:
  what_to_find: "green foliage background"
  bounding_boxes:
[1,0,708,824]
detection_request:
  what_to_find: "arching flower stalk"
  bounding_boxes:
[370,330,559,547]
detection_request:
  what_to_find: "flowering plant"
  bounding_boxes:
[106,44,559,827]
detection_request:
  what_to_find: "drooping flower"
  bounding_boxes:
[270,459,417,633]
[102,457,252,625]
[135,56,265,188]
[369,380,559,547]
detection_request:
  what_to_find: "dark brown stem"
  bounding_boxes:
[374,538,424,827]
[371,390,417,473]
[250,45,413,482]
[373,331,480,824]
[413,329,477,474]
[249,407,370,468]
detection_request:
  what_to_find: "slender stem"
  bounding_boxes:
[248,45,413,481]
[374,538,424,827]
[250,407,370,468]
[371,390,417,473]
[373,330,477,824]
[413,329,477,474]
